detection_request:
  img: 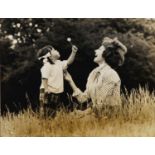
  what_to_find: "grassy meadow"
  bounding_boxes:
[1,88,155,136]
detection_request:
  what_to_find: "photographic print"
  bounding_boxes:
[0,18,155,136]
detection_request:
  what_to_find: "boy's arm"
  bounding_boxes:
[67,45,78,65]
[64,71,89,103]
[41,78,49,102]
[42,78,48,93]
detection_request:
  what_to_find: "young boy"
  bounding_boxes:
[39,45,78,116]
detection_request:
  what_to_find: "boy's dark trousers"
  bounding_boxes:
[43,93,63,117]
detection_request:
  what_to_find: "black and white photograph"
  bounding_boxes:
[0,18,155,136]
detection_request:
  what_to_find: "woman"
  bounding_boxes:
[64,37,127,113]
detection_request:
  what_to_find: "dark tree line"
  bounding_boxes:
[0,18,155,114]
[1,18,155,90]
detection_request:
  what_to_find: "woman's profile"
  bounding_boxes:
[64,37,127,114]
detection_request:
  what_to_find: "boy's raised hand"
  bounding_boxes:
[67,44,78,65]
[72,45,78,53]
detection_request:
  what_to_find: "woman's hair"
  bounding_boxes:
[101,37,127,69]
[37,45,54,64]
[102,44,125,69]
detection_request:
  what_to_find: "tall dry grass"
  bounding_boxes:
[1,87,155,136]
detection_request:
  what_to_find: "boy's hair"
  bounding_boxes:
[37,45,53,58]
[37,45,54,64]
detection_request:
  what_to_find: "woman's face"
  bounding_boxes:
[94,45,106,64]
[49,48,60,60]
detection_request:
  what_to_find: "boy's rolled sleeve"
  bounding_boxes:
[41,64,50,79]
[61,60,68,70]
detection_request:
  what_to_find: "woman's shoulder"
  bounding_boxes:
[88,67,98,77]
[104,67,120,83]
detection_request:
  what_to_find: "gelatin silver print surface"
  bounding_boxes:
[0,18,155,136]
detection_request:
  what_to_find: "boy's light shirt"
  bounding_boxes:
[40,60,68,94]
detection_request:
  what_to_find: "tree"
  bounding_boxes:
[0,18,155,92]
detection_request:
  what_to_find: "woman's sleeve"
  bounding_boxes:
[97,79,121,106]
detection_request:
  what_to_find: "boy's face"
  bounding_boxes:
[49,48,60,60]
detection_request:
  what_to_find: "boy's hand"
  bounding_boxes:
[44,91,48,102]
[67,45,78,65]
[40,89,48,104]
[72,45,78,53]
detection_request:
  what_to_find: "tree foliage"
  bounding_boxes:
[0,18,155,91]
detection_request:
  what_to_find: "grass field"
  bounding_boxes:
[1,88,155,136]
